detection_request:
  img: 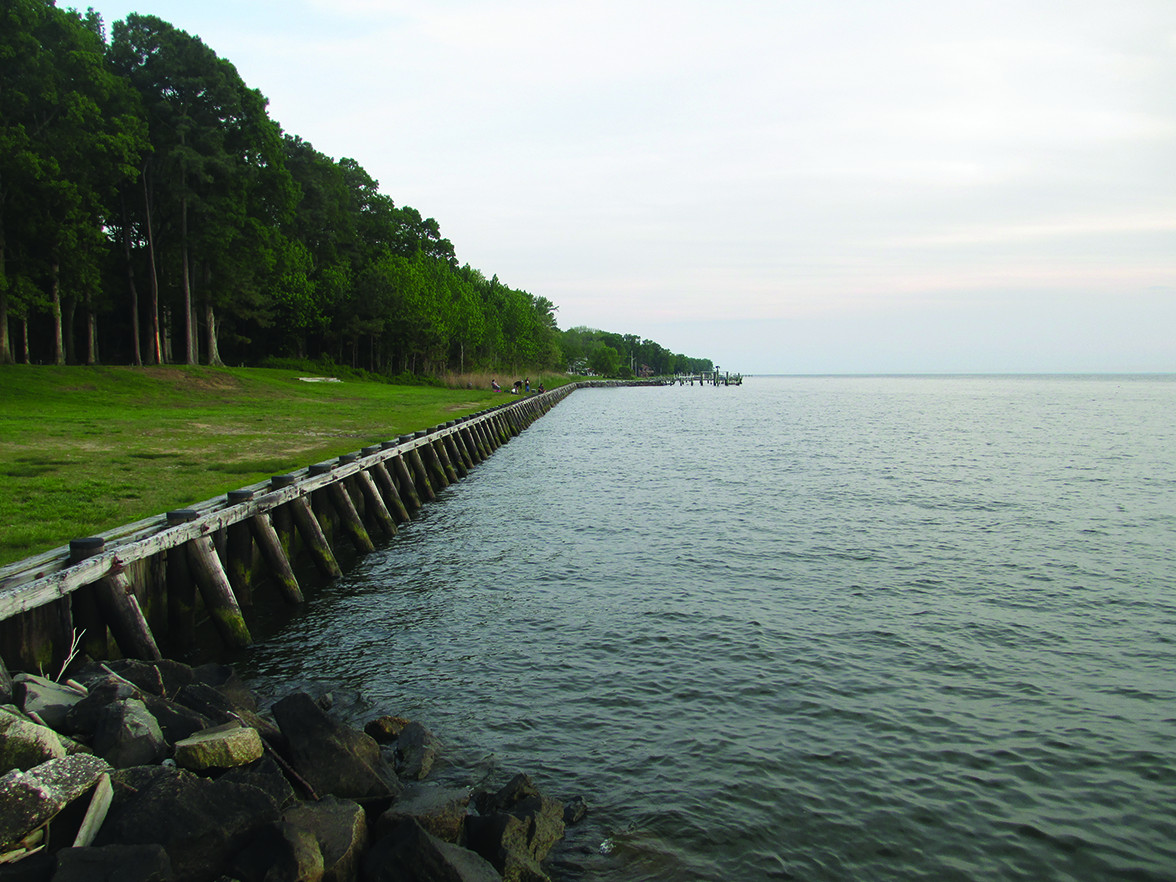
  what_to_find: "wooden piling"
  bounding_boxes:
[0,385,583,670]
[76,536,161,661]
[288,495,343,579]
[457,425,481,465]
[432,434,460,483]
[442,429,469,477]
[164,512,199,654]
[269,475,298,558]
[389,450,423,511]
[327,477,376,553]
[354,469,397,538]
[417,433,449,489]
[371,460,411,523]
[406,445,436,501]
[185,534,252,648]
[225,490,255,606]
[248,512,304,603]
[69,537,111,663]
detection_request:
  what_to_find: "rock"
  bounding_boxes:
[96,659,188,697]
[96,765,281,882]
[362,818,500,882]
[173,721,264,771]
[270,692,399,801]
[393,722,436,781]
[174,682,278,741]
[13,674,86,731]
[192,663,257,712]
[217,754,298,811]
[92,699,167,768]
[52,843,174,881]
[363,716,410,744]
[473,773,540,815]
[377,784,470,844]
[0,847,54,881]
[140,694,214,746]
[0,655,13,705]
[465,813,550,882]
[62,679,138,736]
[228,822,324,882]
[562,796,588,826]
[0,705,67,772]
[282,795,369,882]
[65,676,212,747]
[467,775,566,882]
[0,754,110,849]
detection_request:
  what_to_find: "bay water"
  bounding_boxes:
[242,375,1176,881]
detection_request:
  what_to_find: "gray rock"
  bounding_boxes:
[378,784,470,844]
[283,795,369,882]
[270,692,399,801]
[173,721,264,771]
[393,721,436,781]
[53,843,174,881]
[0,753,111,849]
[96,765,281,882]
[363,715,410,744]
[92,698,167,768]
[0,705,66,772]
[362,818,501,882]
[175,681,278,741]
[100,658,196,698]
[63,679,137,736]
[228,821,324,882]
[467,774,566,882]
[192,663,258,711]
[217,755,298,811]
[13,674,86,731]
[562,796,588,826]
[0,655,12,705]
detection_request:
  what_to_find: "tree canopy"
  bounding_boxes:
[0,1,710,377]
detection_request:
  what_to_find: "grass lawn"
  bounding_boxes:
[0,364,517,567]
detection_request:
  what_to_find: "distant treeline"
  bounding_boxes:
[0,2,711,377]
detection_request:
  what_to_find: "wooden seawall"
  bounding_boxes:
[0,384,577,673]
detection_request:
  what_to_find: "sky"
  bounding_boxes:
[92,0,1176,374]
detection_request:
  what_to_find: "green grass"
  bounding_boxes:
[0,364,525,566]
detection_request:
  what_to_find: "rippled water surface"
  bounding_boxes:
[243,375,1176,881]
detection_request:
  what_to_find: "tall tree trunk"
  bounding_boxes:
[85,293,98,365]
[63,296,77,365]
[142,170,162,364]
[0,190,10,363]
[181,195,195,365]
[121,190,142,366]
[50,262,64,365]
[204,303,222,366]
[163,305,173,363]
[21,316,29,364]
[0,291,11,365]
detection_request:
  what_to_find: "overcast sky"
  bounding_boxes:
[93,0,1176,373]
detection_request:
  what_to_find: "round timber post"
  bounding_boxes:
[269,475,298,558]
[165,511,199,653]
[84,534,161,661]
[390,450,423,511]
[69,536,112,662]
[406,444,436,502]
[225,490,255,606]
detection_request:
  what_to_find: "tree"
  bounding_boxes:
[110,13,289,365]
[0,1,145,364]
[588,342,621,377]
